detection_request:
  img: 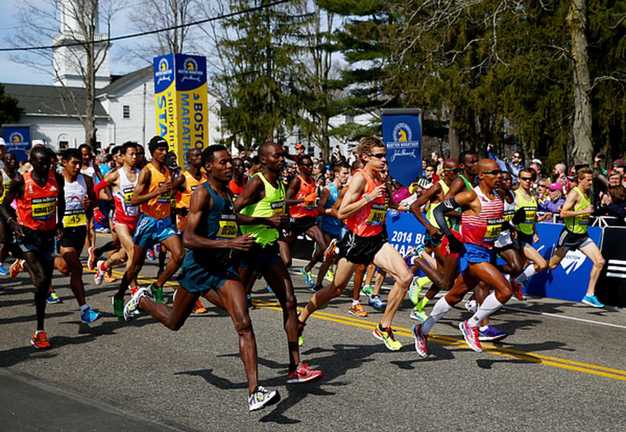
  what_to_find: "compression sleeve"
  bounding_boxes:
[433,198,457,238]
[93,179,110,195]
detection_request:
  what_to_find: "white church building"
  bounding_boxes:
[2,0,222,152]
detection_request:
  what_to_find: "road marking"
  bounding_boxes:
[254,300,626,383]
[503,305,626,330]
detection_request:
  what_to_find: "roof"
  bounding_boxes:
[97,66,152,97]
[2,83,109,118]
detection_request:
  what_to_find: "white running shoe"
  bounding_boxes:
[94,260,107,286]
[248,386,279,411]
[123,287,151,321]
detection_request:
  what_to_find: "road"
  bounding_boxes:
[1,241,625,431]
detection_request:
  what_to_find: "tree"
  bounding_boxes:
[0,85,22,125]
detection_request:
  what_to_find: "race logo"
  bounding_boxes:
[9,132,23,144]
[155,58,173,85]
[178,57,203,83]
[393,123,411,143]
[560,250,587,275]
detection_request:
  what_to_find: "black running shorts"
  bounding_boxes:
[337,231,387,265]
[556,228,593,252]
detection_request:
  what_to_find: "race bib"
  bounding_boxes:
[367,204,387,226]
[63,211,87,227]
[157,182,171,204]
[217,215,238,239]
[503,210,514,223]
[485,218,504,240]
[32,197,57,221]
[523,206,537,224]
[271,200,285,215]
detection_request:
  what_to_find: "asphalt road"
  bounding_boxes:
[1,240,625,432]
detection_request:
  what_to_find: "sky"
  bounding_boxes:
[0,0,152,85]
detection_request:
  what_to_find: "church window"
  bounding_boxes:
[123,105,130,119]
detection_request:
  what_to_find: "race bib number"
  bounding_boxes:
[271,200,285,215]
[157,182,171,204]
[217,215,238,239]
[503,210,514,223]
[63,212,87,227]
[523,206,537,223]
[367,204,387,226]
[32,197,57,221]
[485,218,504,240]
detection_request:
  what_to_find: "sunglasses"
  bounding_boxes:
[370,153,386,159]
[520,176,533,181]
[483,170,501,175]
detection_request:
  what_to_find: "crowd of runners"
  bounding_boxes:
[0,136,612,411]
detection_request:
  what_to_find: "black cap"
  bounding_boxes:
[148,136,168,148]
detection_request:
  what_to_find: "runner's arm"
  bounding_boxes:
[560,190,590,218]
[56,173,66,232]
[130,167,162,206]
[433,189,475,239]
[285,176,303,206]
[94,170,119,195]
[410,183,442,234]
[0,175,23,235]
[234,175,262,212]
[337,173,372,220]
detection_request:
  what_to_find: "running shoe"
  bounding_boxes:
[264,286,273,293]
[94,260,107,286]
[368,295,386,311]
[30,330,51,350]
[478,325,508,342]
[112,296,125,320]
[146,248,156,263]
[360,284,373,296]
[150,283,164,304]
[409,309,428,322]
[123,287,152,321]
[581,294,605,308]
[372,325,402,351]
[302,270,315,290]
[308,284,322,293]
[87,246,97,271]
[412,323,429,358]
[80,306,102,324]
[248,386,280,412]
[511,279,524,301]
[0,264,8,277]
[286,362,323,384]
[348,303,368,318]
[459,320,482,352]
[464,299,477,313]
[47,290,62,304]
[103,270,116,283]
[323,238,337,260]
[9,259,24,278]
[192,299,208,315]
[325,268,335,283]
[408,277,422,305]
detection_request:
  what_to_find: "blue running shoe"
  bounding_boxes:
[47,290,62,304]
[581,294,605,308]
[302,270,315,289]
[478,325,508,342]
[80,307,102,324]
[368,295,386,311]
[0,264,8,277]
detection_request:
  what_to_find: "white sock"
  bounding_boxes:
[352,299,360,306]
[422,298,451,335]
[80,304,89,312]
[468,293,503,327]
[515,265,537,284]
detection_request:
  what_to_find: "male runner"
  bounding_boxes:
[0,151,19,275]
[123,145,279,411]
[413,159,511,357]
[236,141,323,383]
[285,155,328,287]
[298,137,413,351]
[112,136,184,318]
[93,142,140,286]
[228,157,247,199]
[0,146,65,349]
[549,167,606,307]
[53,149,101,323]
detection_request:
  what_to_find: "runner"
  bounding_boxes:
[548,167,606,307]
[0,151,19,276]
[53,148,101,323]
[123,145,279,411]
[228,157,247,199]
[298,137,413,351]
[285,155,328,287]
[112,136,184,318]
[236,140,323,383]
[0,146,65,349]
[413,159,511,357]
[93,142,140,287]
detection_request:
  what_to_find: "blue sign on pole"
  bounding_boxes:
[2,126,31,162]
[381,109,422,187]
[385,210,426,257]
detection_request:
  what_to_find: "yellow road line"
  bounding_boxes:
[253,300,626,382]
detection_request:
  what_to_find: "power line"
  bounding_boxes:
[0,0,292,52]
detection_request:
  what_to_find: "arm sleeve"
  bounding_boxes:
[433,198,457,238]
[93,179,110,195]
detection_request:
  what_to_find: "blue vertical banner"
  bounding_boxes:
[381,108,422,187]
[2,125,31,162]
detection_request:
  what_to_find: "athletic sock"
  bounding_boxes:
[80,304,89,312]
[422,297,451,335]
[515,265,537,284]
[468,293,504,328]
[352,299,360,307]
[416,297,429,311]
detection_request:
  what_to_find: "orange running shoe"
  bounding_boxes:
[30,330,51,350]
[10,259,25,279]
[192,299,208,315]
[348,302,368,318]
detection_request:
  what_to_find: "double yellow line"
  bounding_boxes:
[253,300,626,383]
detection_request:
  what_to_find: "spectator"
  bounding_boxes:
[608,170,622,187]
[539,183,565,221]
[596,185,626,226]
[594,153,607,176]
[530,159,543,181]
[611,158,625,176]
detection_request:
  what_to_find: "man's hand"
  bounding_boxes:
[426,224,441,238]
[365,184,386,202]
[229,234,255,251]
[267,214,288,228]
[156,182,173,195]
[8,219,24,238]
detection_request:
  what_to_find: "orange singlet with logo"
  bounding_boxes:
[17,171,58,231]
[289,175,318,218]
[345,170,387,237]
[142,163,172,219]
[176,170,207,210]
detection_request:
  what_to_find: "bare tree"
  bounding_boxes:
[9,0,117,147]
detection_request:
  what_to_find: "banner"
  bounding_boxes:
[154,53,209,167]
[597,226,626,307]
[386,210,426,258]
[381,109,422,187]
[2,125,31,162]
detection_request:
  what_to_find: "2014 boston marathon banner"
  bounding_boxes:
[154,53,209,167]
[1,125,31,162]
[381,108,422,187]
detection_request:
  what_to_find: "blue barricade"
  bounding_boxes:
[385,211,603,302]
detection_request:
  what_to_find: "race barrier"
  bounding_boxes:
[385,211,624,307]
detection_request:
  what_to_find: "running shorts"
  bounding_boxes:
[516,231,534,247]
[337,231,386,265]
[179,251,240,294]
[132,214,177,249]
[289,216,317,236]
[14,226,55,264]
[556,228,593,252]
[240,241,283,271]
[60,226,87,252]
[459,243,494,274]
